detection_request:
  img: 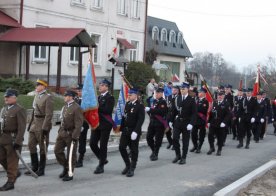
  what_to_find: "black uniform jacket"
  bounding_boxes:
[209,100,231,128]
[120,100,145,134]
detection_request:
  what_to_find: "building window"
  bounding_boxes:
[152,26,159,40]
[169,30,176,43]
[91,34,101,65]
[177,32,184,44]
[132,0,139,18]
[33,25,48,62]
[161,28,167,42]
[129,40,139,61]
[160,61,180,81]
[69,47,79,64]
[92,0,103,9]
[117,0,127,15]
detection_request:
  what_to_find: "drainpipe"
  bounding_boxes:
[143,0,148,63]
[20,0,24,25]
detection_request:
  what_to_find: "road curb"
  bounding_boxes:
[213,159,276,196]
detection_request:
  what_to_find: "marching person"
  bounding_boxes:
[90,79,115,174]
[74,84,90,168]
[0,89,26,191]
[171,82,197,164]
[224,84,234,144]
[260,91,271,140]
[166,85,180,150]
[272,96,276,135]
[235,89,246,148]
[190,88,209,153]
[26,79,53,176]
[233,88,244,141]
[207,91,231,156]
[145,87,168,161]
[239,88,257,149]
[119,88,145,177]
[253,91,267,143]
[54,90,83,181]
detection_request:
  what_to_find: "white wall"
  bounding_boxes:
[0,0,146,89]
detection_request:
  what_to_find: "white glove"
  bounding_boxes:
[169,122,173,129]
[220,122,226,128]
[260,118,265,123]
[187,124,193,131]
[238,118,241,123]
[131,132,138,140]
[251,118,255,123]
[207,123,210,127]
[145,107,150,112]
[272,118,275,122]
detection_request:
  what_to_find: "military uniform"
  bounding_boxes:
[233,95,245,141]
[171,91,197,163]
[119,95,145,177]
[224,91,234,143]
[165,93,177,149]
[207,99,231,156]
[54,93,83,181]
[240,95,257,149]
[253,97,267,142]
[90,88,115,174]
[191,96,208,153]
[260,96,271,139]
[0,89,26,191]
[234,95,246,148]
[27,89,53,176]
[75,93,89,168]
[146,92,168,161]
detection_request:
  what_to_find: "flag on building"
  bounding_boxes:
[171,73,180,82]
[113,80,130,132]
[252,65,261,97]
[81,62,99,130]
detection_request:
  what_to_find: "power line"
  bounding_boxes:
[148,3,276,18]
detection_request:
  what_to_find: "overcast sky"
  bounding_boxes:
[148,0,276,71]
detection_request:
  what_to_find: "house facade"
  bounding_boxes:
[146,16,192,83]
[0,0,147,89]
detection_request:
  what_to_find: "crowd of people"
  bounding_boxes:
[0,78,276,191]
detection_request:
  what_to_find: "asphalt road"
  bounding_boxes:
[1,125,276,196]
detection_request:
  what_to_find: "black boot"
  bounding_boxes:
[150,153,158,161]
[190,146,197,152]
[207,148,215,155]
[76,154,84,168]
[121,166,130,175]
[25,153,38,175]
[62,174,73,181]
[237,139,243,148]
[179,154,186,165]
[216,150,221,156]
[166,143,172,149]
[196,143,203,153]
[126,167,135,177]
[172,154,181,163]
[245,138,250,149]
[36,154,46,176]
[94,164,104,174]
[59,167,68,178]
[0,182,14,191]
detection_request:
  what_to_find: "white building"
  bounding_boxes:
[0,0,147,89]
